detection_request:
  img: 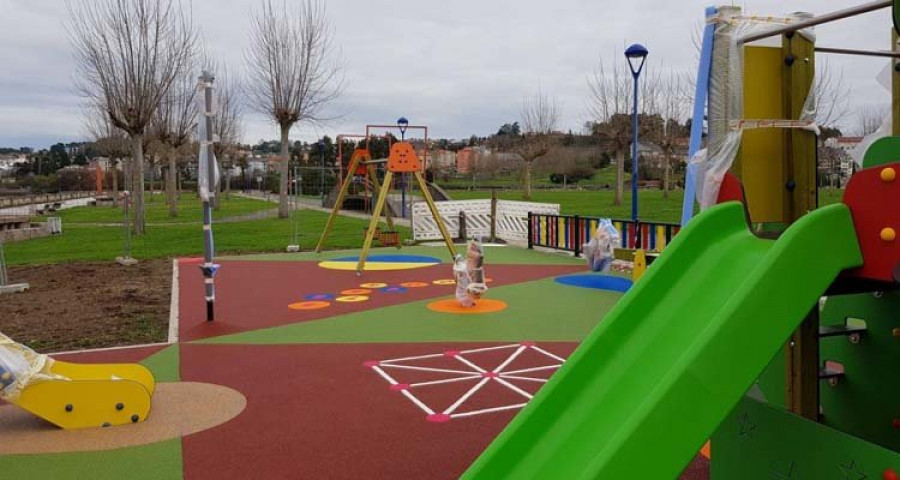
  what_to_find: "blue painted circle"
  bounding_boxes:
[331,255,441,264]
[305,293,336,301]
[381,286,408,294]
[554,274,632,293]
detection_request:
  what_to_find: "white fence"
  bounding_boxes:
[412,199,559,242]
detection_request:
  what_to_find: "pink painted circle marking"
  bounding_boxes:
[390,383,410,392]
[443,350,461,357]
[363,360,380,368]
[426,413,452,423]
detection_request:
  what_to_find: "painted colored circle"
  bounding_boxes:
[554,274,632,293]
[881,167,897,182]
[336,295,369,303]
[881,228,896,242]
[318,254,441,271]
[341,288,372,295]
[360,282,388,289]
[288,301,331,311]
[427,298,508,314]
[381,287,408,294]
[399,281,429,288]
[432,279,456,285]
[305,293,335,301]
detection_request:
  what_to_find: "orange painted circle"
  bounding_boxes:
[288,301,331,311]
[427,298,508,314]
[359,283,387,289]
[432,279,456,286]
[336,295,369,303]
[400,282,429,288]
[341,289,372,295]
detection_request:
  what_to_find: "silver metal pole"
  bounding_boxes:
[199,71,218,322]
[0,240,8,287]
[815,46,900,58]
[738,0,891,45]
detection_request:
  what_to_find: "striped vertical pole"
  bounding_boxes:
[199,71,220,322]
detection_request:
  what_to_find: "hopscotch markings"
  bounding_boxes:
[364,342,566,422]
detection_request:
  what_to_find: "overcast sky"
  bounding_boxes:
[0,0,893,149]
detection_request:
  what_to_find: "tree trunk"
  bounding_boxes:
[131,135,146,235]
[167,152,178,217]
[278,125,291,218]
[614,148,625,206]
[662,154,670,198]
[523,161,533,200]
[148,160,155,202]
[111,159,119,207]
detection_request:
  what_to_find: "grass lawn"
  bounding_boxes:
[6,209,410,265]
[43,194,274,224]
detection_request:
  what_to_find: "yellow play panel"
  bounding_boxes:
[318,255,442,272]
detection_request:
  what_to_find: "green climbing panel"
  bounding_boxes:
[712,396,900,479]
[863,136,900,169]
[819,291,900,452]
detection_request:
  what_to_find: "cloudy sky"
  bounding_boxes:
[0,0,893,149]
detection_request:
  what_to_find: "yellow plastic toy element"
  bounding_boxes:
[13,373,153,430]
[632,249,648,282]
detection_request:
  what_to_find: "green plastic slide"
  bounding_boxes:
[463,202,863,479]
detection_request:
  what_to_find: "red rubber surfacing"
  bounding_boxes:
[179,343,709,480]
[178,261,584,341]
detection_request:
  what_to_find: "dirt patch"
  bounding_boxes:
[0,260,171,352]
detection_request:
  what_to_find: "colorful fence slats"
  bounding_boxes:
[527,213,681,255]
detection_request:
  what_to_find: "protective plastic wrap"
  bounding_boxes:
[582,219,620,273]
[454,239,487,307]
[695,9,818,210]
[0,333,61,401]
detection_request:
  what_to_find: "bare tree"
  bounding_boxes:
[507,88,560,200]
[83,102,130,206]
[856,105,889,137]
[587,56,632,205]
[644,70,692,197]
[246,0,342,218]
[68,0,197,234]
[210,66,244,203]
[814,60,852,131]
[149,70,198,217]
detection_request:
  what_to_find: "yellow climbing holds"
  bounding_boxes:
[881,227,897,242]
[881,167,897,183]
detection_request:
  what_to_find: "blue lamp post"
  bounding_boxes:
[625,43,648,245]
[397,117,409,217]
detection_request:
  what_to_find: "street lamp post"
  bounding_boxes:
[625,43,649,247]
[318,139,325,206]
[397,117,409,218]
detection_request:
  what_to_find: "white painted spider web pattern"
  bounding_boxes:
[364,343,566,423]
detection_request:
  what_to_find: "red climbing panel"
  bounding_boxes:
[351,148,372,175]
[842,163,900,283]
[387,142,422,173]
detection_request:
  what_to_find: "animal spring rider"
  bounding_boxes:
[454,239,488,307]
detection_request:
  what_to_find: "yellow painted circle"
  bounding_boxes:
[881,167,897,182]
[399,282,429,288]
[359,282,388,289]
[881,227,897,242]
[427,298,508,314]
[432,279,456,285]
[318,261,438,271]
[336,295,369,303]
[341,288,372,295]
[288,301,331,311]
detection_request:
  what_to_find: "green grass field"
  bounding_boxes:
[43,194,274,224]
[6,209,410,265]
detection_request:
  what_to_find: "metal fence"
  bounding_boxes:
[527,213,681,255]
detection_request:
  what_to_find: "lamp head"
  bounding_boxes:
[624,43,649,77]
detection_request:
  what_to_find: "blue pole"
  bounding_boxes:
[681,6,717,226]
[631,75,639,225]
